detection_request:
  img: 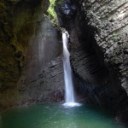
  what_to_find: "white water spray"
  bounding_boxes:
[62,29,81,107]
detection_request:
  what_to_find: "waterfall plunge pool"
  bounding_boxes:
[0,104,124,128]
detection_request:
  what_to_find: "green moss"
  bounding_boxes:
[47,0,57,23]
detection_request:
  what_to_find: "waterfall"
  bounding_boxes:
[62,29,81,107]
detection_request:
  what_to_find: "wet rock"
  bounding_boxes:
[0,0,54,111]
[16,15,63,106]
[80,0,128,94]
[56,0,128,125]
[55,0,77,28]
[18,56,64,105]
[0,0,43,96]
[76,0,128,125]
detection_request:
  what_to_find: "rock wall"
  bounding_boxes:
[0,0,43,90]
[56,0,128,124]
[81,0,128,93]
[0,0,64,111]
[0,1,128,122]
[78,0,128,124]
[0,0,49,110]
[18,57,64,106]
[17,16,64,106]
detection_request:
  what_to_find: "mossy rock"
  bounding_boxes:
[0,0,44,109]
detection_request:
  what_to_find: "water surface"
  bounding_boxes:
[1,104,124,128]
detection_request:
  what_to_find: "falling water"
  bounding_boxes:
[62,29,81,107]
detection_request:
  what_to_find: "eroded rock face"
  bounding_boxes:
[0,0,43,89]
[0,0,48,111]
[56,0,128,125]
[74,0,128,124]
[16,16,64,107]
[18,57,64,106]
[81,0,128,94]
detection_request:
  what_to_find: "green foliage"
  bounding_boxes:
[47,0,57,23]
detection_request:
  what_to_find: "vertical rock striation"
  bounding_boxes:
[56,0,128,125]
[81,0,128,93]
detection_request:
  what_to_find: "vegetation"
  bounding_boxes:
[47,0,57,23]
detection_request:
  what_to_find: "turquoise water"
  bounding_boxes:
[0,104,124,128]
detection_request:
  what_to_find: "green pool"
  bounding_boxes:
[0,104,124,128]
